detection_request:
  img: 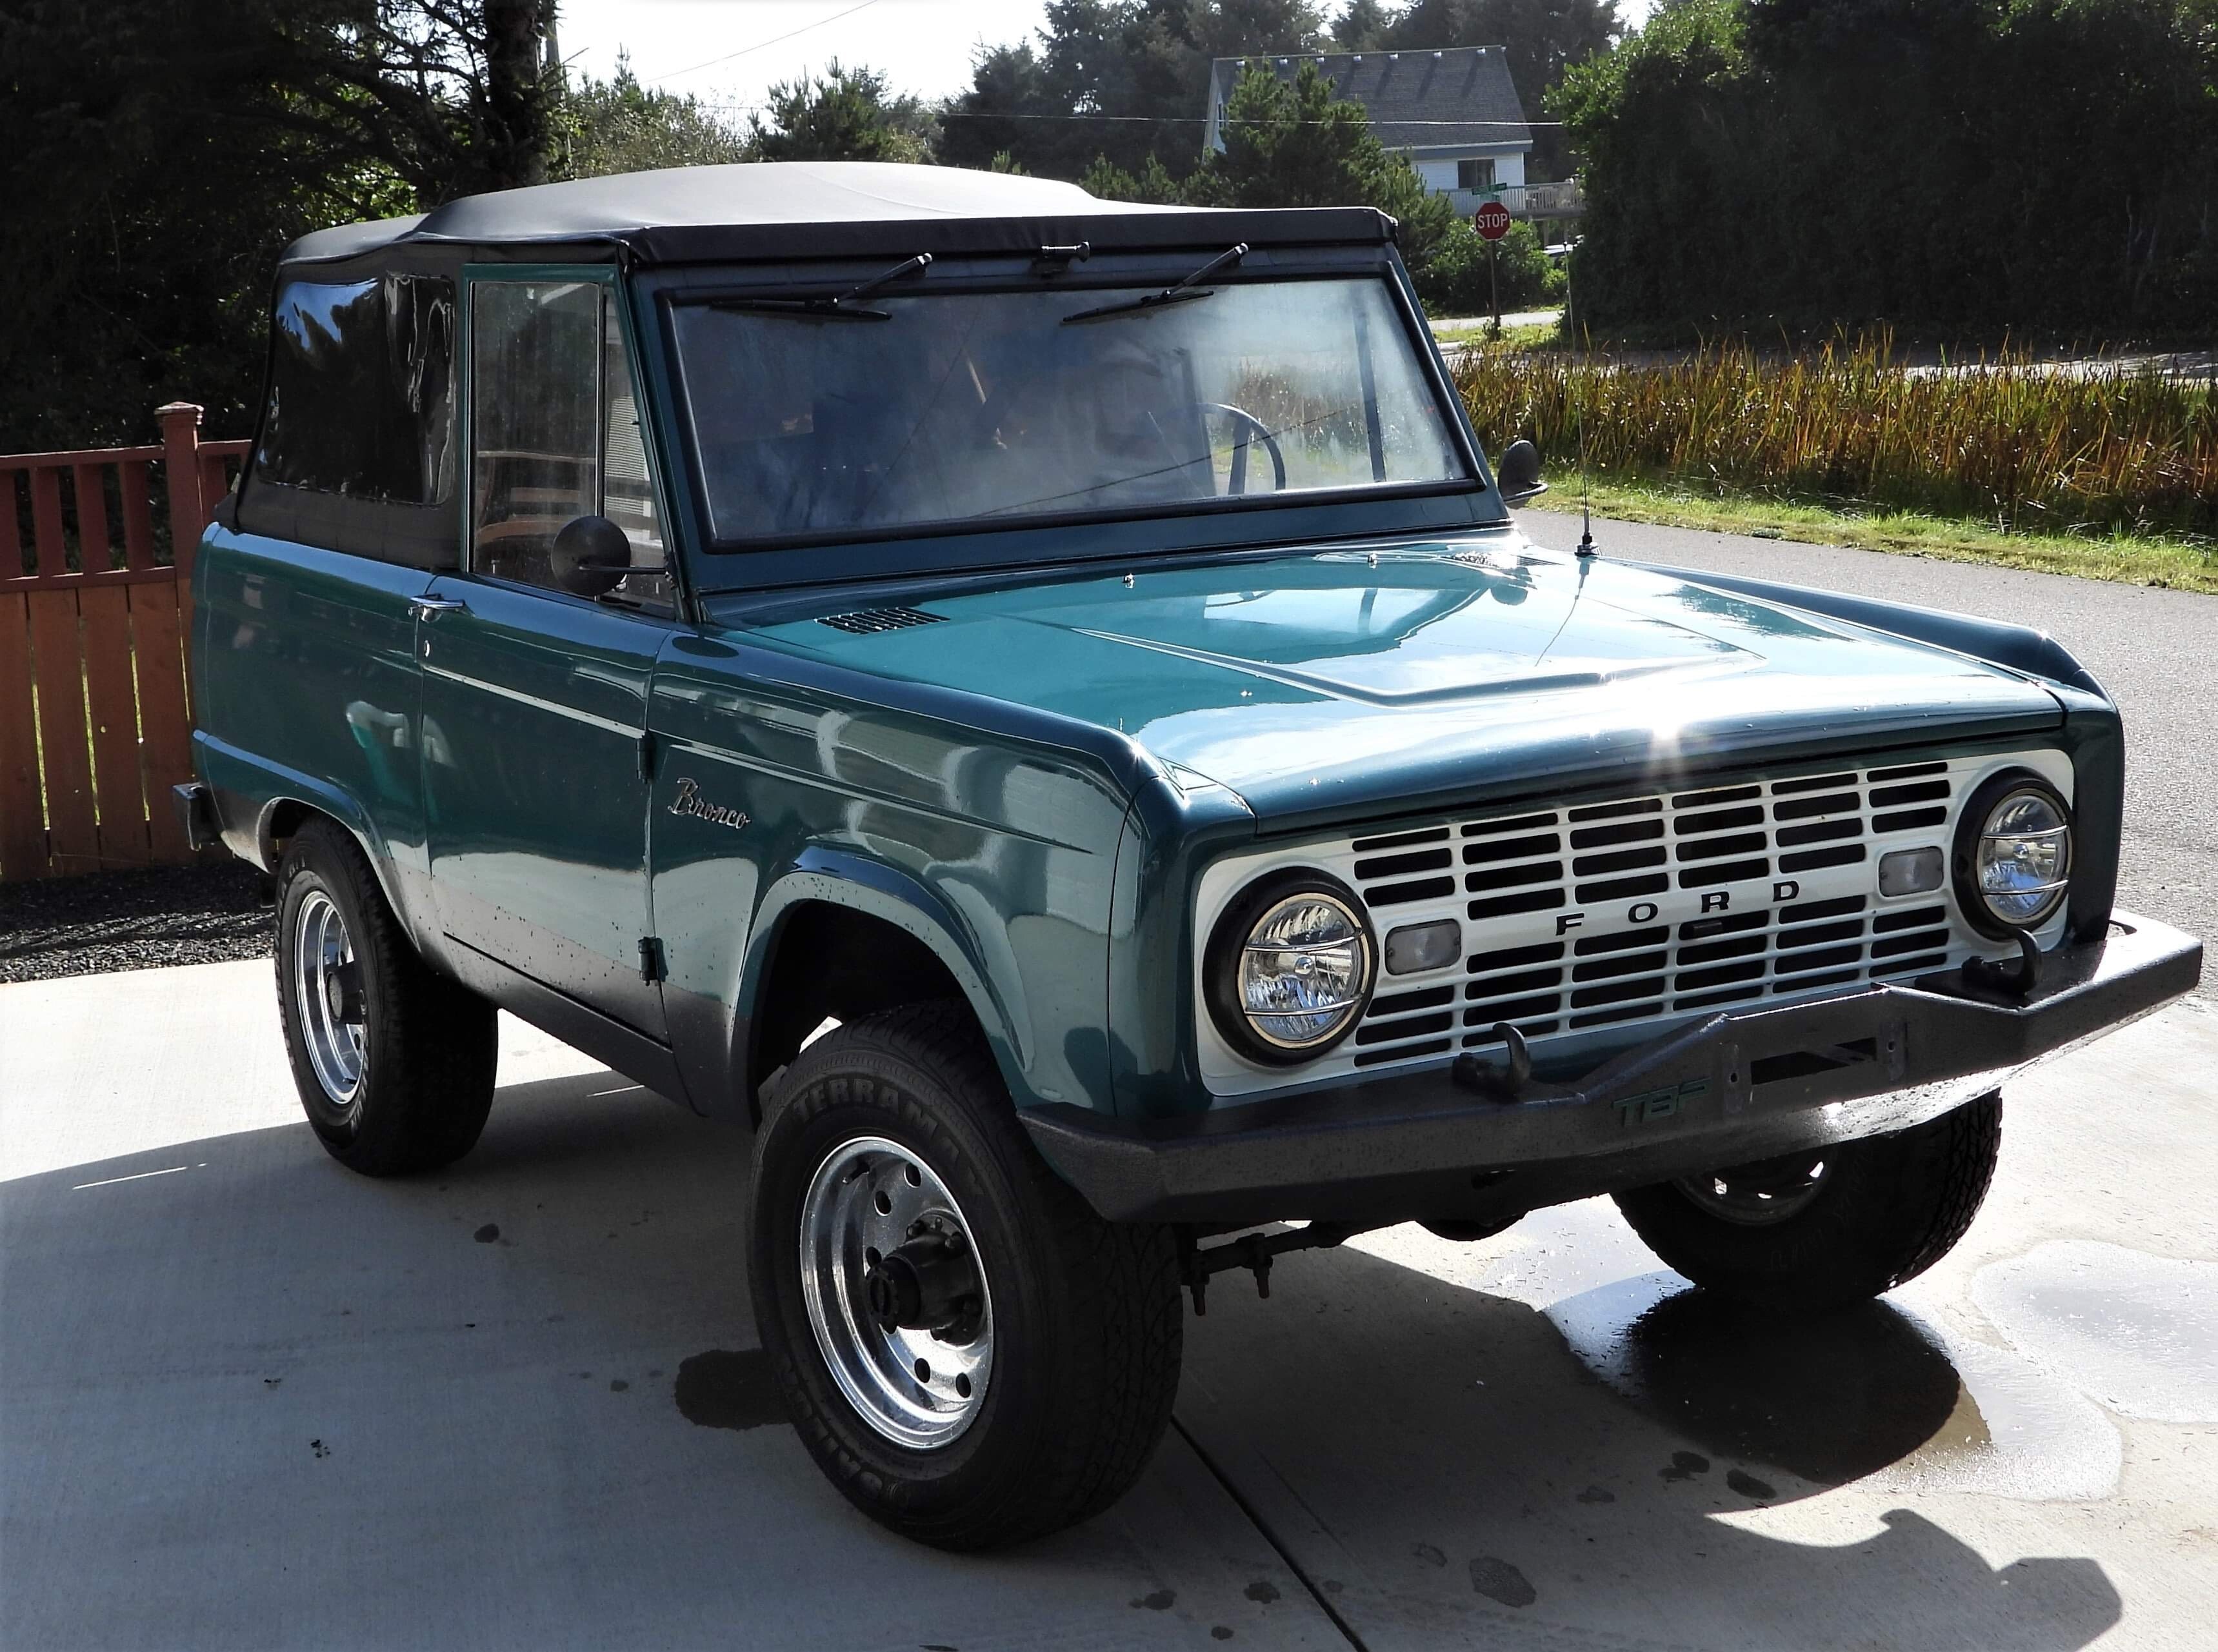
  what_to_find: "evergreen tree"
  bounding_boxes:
[747,62,937,163]
[1553,0,2218,330]
[1190,61,1454,266]
[941,1,1328,180]
[1332,0,1396,50]
[552,58,748,179]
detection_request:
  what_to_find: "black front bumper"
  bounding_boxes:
[1023,911,2202,1227]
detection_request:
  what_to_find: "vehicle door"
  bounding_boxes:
[417,269,677,1037]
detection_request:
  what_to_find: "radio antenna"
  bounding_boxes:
[1569,234,1595,558]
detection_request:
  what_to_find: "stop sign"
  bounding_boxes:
[1474,199,1512,241]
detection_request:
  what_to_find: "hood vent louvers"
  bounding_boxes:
[817,606,948,635]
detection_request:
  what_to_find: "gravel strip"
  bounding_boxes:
[0,861,275,984]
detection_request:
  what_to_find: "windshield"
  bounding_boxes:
[671,275,1469,544]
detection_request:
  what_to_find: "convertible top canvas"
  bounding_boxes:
[279,161,1397,269]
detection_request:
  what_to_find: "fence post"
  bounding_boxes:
[155,402,206,673]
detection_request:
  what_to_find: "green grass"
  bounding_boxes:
[1541,472,2218,593]
[1431,313,1566,355]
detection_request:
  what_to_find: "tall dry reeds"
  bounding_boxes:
[1454,338,2218,541]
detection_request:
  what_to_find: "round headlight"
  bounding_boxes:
[1205,873,1376,1064]
[1954,771,2072,936]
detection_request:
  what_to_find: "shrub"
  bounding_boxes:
[1414,219,1555,315]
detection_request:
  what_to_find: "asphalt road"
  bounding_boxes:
[1521,508,2218,992]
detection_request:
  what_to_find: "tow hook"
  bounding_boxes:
[1962,929,2044,1000]
[1452,1021,1533,1099]
[863,1227,982,1334]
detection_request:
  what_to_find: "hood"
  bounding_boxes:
[715,535,2064,828]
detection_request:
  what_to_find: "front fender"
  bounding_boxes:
[744,850,1012,1070]
[668,842,1116,1128]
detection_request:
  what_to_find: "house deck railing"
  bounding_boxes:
[1440,179,1586,221]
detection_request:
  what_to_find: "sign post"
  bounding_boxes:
[1474,199,1512,336]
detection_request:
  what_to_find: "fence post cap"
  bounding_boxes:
[154,401,204,421]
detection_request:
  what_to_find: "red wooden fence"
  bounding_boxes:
[1,404,247,881]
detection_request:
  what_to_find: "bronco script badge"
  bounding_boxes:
[668,776,749,831]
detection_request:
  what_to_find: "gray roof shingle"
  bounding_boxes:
[1211,46,1531,150]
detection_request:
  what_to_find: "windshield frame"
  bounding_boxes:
[639,244,1503,592]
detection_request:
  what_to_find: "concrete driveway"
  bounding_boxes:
[6,522,2217,1649]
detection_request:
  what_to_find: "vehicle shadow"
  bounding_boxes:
[1175,1237,2123,1652]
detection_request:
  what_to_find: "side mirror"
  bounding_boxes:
[1495,439,1545,505]
[550,515,631,597]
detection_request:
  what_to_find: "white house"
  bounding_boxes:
[1204,45,1537,218]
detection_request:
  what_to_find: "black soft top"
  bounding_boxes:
[279,161,1396,270]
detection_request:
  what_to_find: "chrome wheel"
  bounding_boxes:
[1675,1149,1830,1226]
[798,1135,993,1449]
[293,889,366,1106]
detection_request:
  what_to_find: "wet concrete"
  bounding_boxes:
[1972,1242,2218,1424]
[1555,1280,1968,1485]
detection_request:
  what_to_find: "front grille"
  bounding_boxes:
[1193,748,2065,1097]
[1345,759,1962,1069]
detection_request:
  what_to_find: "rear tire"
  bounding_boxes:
[274,819,497,1176]
[748,1002,1183,1550]
[1613,1091,2002,1313]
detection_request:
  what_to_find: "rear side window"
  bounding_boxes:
[255,276,456,503]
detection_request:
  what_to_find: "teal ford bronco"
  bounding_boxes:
[179,163,2200,1549]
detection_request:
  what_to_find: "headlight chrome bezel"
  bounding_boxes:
[1952,768,2073,939]
[1203,870,1378,1066]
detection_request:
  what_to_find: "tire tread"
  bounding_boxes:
[755,1000,1182,1549]
[275,821,495,1176]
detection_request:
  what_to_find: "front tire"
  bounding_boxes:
[749,1002,1183,1550]
[274,820,497,1176]
[1613,1091,2003,1313]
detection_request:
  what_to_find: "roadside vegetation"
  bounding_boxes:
[1553,0,2218,339]
[1455,338,2218,588]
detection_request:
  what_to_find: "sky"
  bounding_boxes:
[554,0,1656,116]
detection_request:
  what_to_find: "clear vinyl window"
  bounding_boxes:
[255,275,455,504]
[468,279,670,608]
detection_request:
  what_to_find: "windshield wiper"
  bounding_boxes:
[1062,243,1248,325]
[707,252,934,323]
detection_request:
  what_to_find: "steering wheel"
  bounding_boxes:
[1197,401,1288,495]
